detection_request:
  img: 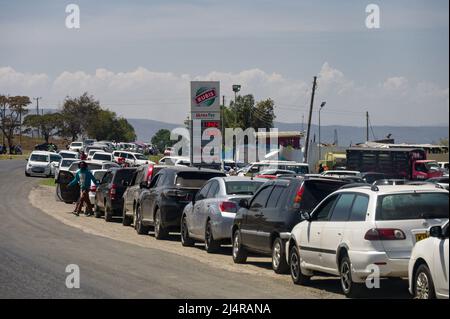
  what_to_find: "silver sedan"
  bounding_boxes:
[181,176,266,253]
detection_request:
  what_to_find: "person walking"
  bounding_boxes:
[68,161,99,216]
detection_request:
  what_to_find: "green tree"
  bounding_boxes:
[223,94,276,129]
[252,98,276,129]
[0,95,30,152]
[151,129,175,153]
[23,113,64,143]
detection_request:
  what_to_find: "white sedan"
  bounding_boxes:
[409,221,449,299]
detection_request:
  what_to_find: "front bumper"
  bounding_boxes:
[26,166,51,176]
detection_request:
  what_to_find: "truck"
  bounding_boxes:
[346,147,443,180]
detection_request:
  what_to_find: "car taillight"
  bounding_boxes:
[364,228,406,241]
[146,165,154,182]
[294,185,305,204]
[109,184,117,200]
[219,201,238,213]
[90,185,97,193]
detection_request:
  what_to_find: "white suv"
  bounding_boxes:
[287,184,449,297]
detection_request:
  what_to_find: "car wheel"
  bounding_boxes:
[204,220,220,253]
[122,205,132,226]
[25,172,30,177]
[94,202,102,218]
[340,255,363,298]
[154,208,168,240]
[181,215,195,247]
[414,264,436,299]
[289,245,310,285]
[135,205,150,235]
[272,237,289,274]
[104,203,113,222]
[232,229,247,264]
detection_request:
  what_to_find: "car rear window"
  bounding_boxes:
[297,180,347,212]
[283,165,309,174]
[94,171,106,181]
[225,181,265,195]
[93,154,112,161]
[175,172,225,188]
[113,169,136,183]
[377,192,449,220]
[61,153,77,159]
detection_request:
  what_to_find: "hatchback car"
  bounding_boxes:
[181,177,266,252]
[287,185,449,297]
[231,176,349,273]
[135,167,226,239]
[25,151,61,177]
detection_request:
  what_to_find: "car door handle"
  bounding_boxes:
[338,232,342,236]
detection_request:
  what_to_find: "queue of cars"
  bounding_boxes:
[23,147,448,299]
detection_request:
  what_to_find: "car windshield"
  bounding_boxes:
[93,154,112,161]
[30,154,49,162]
[377,192,449,220]
[175,172,225,188]
[50,154,61,162]
[61,152,77,159]
[61,159,76,167]
[71,142,82,147]
[284,165,309,174]
[225,181,265,195]
[425,162,441,171]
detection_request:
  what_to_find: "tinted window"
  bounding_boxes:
[93,154,112,161]
[50,154,61,162]
[175,172,225,188]
[349,195,369,222]
[314,195,338,221]
[250,186,273,210]
[196,182,211,200]
[330,194,355,221]
[267,186,284,208]
[61,153,77,159]
[377,192,449,220]
[30,154,49,162]
[93,171,106,182]
[225,181,264,195]
[113,169,136,184]
[102,172,113,184]
[61,159,75,167]
[207,181,220,198]
[299,180,346,212]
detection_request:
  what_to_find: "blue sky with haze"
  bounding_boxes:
[0,0,448,126]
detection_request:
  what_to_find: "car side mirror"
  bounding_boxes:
[429,225,443,238]
[239,198,249,209]
[300,211,311,221]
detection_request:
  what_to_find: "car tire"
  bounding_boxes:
[135,205,150,235]
[204,220,220,253]
[94,202,102,218]
[104,203,113,222]
[414,264,436,299]
[154,208,168,240]
[122,205,132,226]
[272,237,289,274]
[181,215,195,247]
[25,172,30,177]
[289,245,311,285]
[340,255,363,298]
[232,229,247,264]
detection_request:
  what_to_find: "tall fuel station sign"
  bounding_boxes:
[190,81,221,166]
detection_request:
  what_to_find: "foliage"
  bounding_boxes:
[223,94,276,129]
[0,95,31,152]
[23,113,64,143]
[151,129,175,153]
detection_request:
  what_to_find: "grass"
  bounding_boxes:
[0,153,29,161]
[39,178,56,187]
[149,154,163,163]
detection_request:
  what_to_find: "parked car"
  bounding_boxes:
[426,176,449,190]
[158,156,189,166]
[134,167,226,239]
[181,177,266,252]
[68,141,83,152]
[231,176,349,273]
[358,172,388,184]
[373,179,408,186]
[58,150,79,159]
[409,221,449,299]
[112,150,153,166]
[34,142,57,152]
[25,151,56,177]
[67,160,119,173]
[91,151,113,163]
[238,161,310,176]
[88,169,108,205]
[93,167,137,221]
[54,158,78,181]
[122,164,166,226]
[287,185,449,297]
[256,169,296,179]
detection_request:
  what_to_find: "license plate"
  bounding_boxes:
[32,168,44,173]
[415,233,429,242]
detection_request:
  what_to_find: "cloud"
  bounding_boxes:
[0,64,448,126]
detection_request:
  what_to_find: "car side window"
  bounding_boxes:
[266,186,284,208]
[313,195,338,221]
[250,186,273,210]
[148,174,160,188]
[102,172,113,184]
[196,182,211,201]
[156,173,167,187]
[349,195,369,222]
[330,194,355,222]
[207,181,219,198]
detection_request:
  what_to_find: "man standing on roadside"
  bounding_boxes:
[68,161,99,216]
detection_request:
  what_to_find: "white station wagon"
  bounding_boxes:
[287,184,449,297]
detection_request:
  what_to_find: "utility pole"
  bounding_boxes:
[366,111,369,142]
[33,97,42,138]
[303,76,317,164]
[221,95,225,161]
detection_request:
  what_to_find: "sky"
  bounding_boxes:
[0,0,448,126]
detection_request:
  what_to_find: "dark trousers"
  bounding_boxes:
[75,189,93,214]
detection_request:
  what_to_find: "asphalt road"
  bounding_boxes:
[0,159,410,299]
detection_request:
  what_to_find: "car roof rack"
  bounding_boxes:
[339,183,371,190]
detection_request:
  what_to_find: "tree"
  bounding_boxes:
[23,113,63,143]
[252,98,276,129]
[151,129,175,153]
[86,109,136,142]
[0,95,30,152]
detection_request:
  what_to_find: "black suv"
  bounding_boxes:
[122,164,165,226]
[231,176,349,273]
[94,167,137,221]
[135,166,226,239]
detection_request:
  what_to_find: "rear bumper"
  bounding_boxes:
[349,250,409,282]
[161,202,188,230]
[211,214,235,241]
